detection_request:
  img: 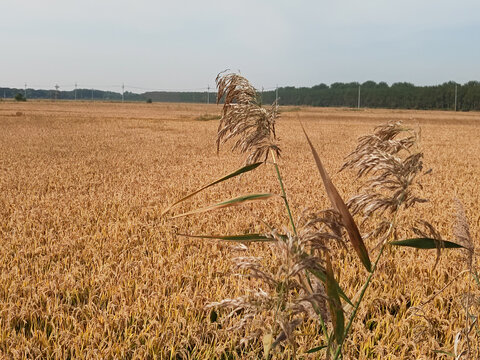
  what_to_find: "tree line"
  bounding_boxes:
[262,81,480,111]
[1,80,479,111]
[0,88,144,102]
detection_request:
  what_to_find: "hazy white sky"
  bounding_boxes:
[1,0,479,92]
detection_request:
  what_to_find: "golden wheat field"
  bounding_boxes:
[0,100,479,359]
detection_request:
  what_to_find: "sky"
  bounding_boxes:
[1,0,479,93]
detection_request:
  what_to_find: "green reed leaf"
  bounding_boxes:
[306,345,327,354]
[171,193,275,218]
[301,122,372,272]
[162,162,263,215]
[390,238,465,249]
[432,349,455,357]
[177,233,275,242]
[308,268,353,306]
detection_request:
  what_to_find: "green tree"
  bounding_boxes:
[14,93,26,102]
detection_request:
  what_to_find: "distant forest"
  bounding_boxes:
[1,81,480,111]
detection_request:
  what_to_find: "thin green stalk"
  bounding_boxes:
[332,211,400,360]
[305,274,330,343]
[332,242,386,360]
[270,150,296,235]
[316,304,330,344]
[269,149,330,345]
[269,149,296,355]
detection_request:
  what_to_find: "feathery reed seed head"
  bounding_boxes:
[216,72,280,164]
[342,121,426,221]
[207,227,336,353]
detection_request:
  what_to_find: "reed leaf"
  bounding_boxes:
[306,345,327,353]
[301,123,372,272]
[308,268,353,306]
[432,350,455,357]
[171,193,276,219]
[162,162,263,215]
[177,233,275,242]
[390,238,465,249]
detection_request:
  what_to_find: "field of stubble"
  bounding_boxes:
[0,100,479,359]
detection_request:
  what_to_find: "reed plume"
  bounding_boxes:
[207,222,344,355]
[216,72,280,164]
[341,121,427,239]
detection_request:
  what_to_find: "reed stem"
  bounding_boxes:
[270,150,297,235]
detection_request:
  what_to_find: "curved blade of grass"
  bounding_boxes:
[432,350,455,357]
[177,233,275,242]
[171,193,275,219]
[306,345,327,354]
[301,122,371,272]
[162,162,263,215]
[390,238,465,249]
[473,271,480,286]
[308,268,353,306]
[325,255,344,345]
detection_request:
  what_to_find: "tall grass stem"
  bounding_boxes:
[270,150,297,235]
[332,242,386,359]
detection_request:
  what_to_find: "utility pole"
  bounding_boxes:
[357,84,361,109]
[54,84,60,101]
[24,83,27,99]
[454,83,458,112]
[122,83,125,103]
[207,85,210,105]
[275,85,279,114]
[75,82,77,101]
[91,88,94,101]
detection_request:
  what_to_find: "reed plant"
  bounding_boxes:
[164,72,469,359]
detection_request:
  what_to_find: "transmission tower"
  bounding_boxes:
[24,83,27,99]
[122,83,125,103]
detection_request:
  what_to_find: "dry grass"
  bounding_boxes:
[0,100,479,358]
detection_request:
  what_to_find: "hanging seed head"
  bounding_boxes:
[216,71,280,164]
